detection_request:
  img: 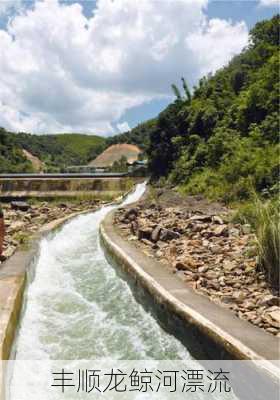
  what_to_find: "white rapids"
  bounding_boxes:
[7,183,235,400]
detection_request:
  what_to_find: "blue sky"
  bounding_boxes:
[0,0,278,135]
[121,1,279,130]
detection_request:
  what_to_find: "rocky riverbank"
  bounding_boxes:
[0,199,107,263]
[114,189,280,337]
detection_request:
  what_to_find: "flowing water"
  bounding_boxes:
[8,183,236,399]
[12,183,189,361]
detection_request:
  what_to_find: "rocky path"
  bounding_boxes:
[0,199,106,263]
[114,189,280,337]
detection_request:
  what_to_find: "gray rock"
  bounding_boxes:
[130,221,138,235]
[213,225,228,237]
[124,207,138,219]
[159,228,180,241]
[151,225,162,242]
[212,215,224,225]
[258,295,280,307]
[189,214,212,222]
[11,201,30,212]
[137,227,153,240]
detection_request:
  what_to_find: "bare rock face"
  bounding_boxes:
[11,201,30,212]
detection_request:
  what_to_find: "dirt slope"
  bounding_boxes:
[89,144,141,168]
[22,149,44,172]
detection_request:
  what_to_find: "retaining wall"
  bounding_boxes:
[100,211,280,365]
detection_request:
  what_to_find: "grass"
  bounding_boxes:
[232,195,279,291]
[254,198,280,291]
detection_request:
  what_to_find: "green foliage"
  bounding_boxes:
[0,127,33,172]
[171,84,182,101]
[254,198,280,290]
[146,14,279,204]
[55,134,106,164]
[14,132,106,171]
[109,155,128,173]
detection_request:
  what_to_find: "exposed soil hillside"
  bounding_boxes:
[22,149,44,172]
[89,144,142,168]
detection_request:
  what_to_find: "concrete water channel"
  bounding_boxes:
[4,183,278,400]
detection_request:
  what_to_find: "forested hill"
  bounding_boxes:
[0,129,106,172]
[144,15,279,203]
[0,15,278,183]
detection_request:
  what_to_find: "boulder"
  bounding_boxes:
[124,207,138,220]
[189,214,212,222]
[232,291,246,303]
[130,221,138,236]
[174,256,198,272]
[212,216,224,225]
[159,228,180,241]
[258,295,280,307]
[213,225,228,237]
[229,227,240,237]
[11,201,30,212]
[264,309,280,328]
[137,227,153,241]
[151,225,162,242]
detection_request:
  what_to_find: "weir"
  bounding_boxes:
[0,175,137,200]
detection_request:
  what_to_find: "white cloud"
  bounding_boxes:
[0,0,249,135]
[117,121,130,133]
[0,0,22,16]
[259,0,279,7]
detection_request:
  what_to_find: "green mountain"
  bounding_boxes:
[0,129,106,172]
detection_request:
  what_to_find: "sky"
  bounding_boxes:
[0,0,278,136]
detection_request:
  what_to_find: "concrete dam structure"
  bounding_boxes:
[0,174,139,200]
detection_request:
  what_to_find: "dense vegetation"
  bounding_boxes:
[147,15,279,204]
[144,15,280,288]
[15,132,106,171]
[0,130,106,172]
[0,128,33,172]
